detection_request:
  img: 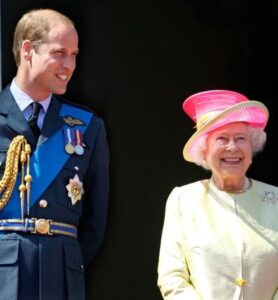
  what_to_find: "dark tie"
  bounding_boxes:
[28,102,42,140]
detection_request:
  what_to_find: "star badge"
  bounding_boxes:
[66,174,85,205]
[261,191,278,205]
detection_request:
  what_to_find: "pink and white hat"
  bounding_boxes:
[182,90,269,162]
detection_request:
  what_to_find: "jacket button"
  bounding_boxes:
[234,278,247,286]
[39,199,48,208]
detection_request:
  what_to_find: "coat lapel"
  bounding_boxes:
[38,95,64,146]
[0,86,35,144]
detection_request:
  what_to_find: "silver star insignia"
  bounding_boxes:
[261,191,278,205]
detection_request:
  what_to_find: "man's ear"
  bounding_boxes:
[21,40,33,61]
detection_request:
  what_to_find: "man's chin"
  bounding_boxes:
[54,88,67,95]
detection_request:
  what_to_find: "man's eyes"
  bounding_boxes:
[52,50,78,57]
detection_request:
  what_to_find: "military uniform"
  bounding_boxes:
[0,86,109,300]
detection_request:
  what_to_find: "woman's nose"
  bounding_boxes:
[226,139,238,151]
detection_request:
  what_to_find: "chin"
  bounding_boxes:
[222,169,245,177]
[55,88,67,95]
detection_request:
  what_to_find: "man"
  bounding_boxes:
[0,8,109,300]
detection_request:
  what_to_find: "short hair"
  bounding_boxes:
[192,125,267,170]
[13,8,75,67]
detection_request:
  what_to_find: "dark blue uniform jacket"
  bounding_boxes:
[0,86,109,300]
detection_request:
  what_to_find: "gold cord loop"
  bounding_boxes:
[0,136,32,216]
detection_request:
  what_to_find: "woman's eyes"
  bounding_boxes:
[216,136,228,143]
[235,136,246,142]
[215,136,246,144]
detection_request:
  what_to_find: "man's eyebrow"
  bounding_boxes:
[50,47,79,54]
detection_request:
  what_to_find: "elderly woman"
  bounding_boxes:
[157,90,278,300]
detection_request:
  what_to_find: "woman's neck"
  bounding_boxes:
[211,175,250,193]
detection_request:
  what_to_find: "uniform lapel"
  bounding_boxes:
[0,86,35,144]
[38,95,64,146]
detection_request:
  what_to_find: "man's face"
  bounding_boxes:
[29,22,79,99]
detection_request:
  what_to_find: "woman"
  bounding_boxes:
[157,90,278,300]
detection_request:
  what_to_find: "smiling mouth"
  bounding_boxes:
[221,158,242,164]
[57,74,68,81]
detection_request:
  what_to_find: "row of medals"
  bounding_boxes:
[64,128,84,156]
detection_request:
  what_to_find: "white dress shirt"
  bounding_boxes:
[10,78,51,129]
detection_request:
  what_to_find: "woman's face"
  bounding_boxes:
[205,122,253,181]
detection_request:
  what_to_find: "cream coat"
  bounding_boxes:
[158,179,278,300]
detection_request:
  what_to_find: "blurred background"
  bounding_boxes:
[1,0,278,299]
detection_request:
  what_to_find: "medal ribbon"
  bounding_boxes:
[74,129,82,147]
[64,128,75,154]
[64,128,73,145]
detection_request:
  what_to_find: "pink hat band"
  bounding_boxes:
[195,103,268,131]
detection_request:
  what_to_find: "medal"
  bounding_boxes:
[74,145,84,155]
[65,143,75,154]
[63,128,74,154]
[74,129,84,155]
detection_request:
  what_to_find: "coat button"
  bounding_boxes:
[39,199,48,208]
[234,278,247,286]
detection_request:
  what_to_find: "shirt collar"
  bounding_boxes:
[10,78,52,113]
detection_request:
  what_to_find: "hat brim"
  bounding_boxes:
[183,100,269,162]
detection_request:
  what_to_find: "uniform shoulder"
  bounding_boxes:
[56,95,100,117]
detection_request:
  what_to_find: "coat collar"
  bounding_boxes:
[0,86,64,147]
[0,86,35,143]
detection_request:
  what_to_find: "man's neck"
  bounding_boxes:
[14,71,51,101]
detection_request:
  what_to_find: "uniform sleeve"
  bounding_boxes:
[78,118,110,267]
[157,187,202,300]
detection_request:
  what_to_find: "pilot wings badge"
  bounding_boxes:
[63,115,86,127]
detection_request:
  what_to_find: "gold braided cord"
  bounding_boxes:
[0,136,31,212]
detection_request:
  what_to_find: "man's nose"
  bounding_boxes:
[63,56,76,71]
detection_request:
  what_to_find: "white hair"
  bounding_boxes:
[192,126,267,170]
